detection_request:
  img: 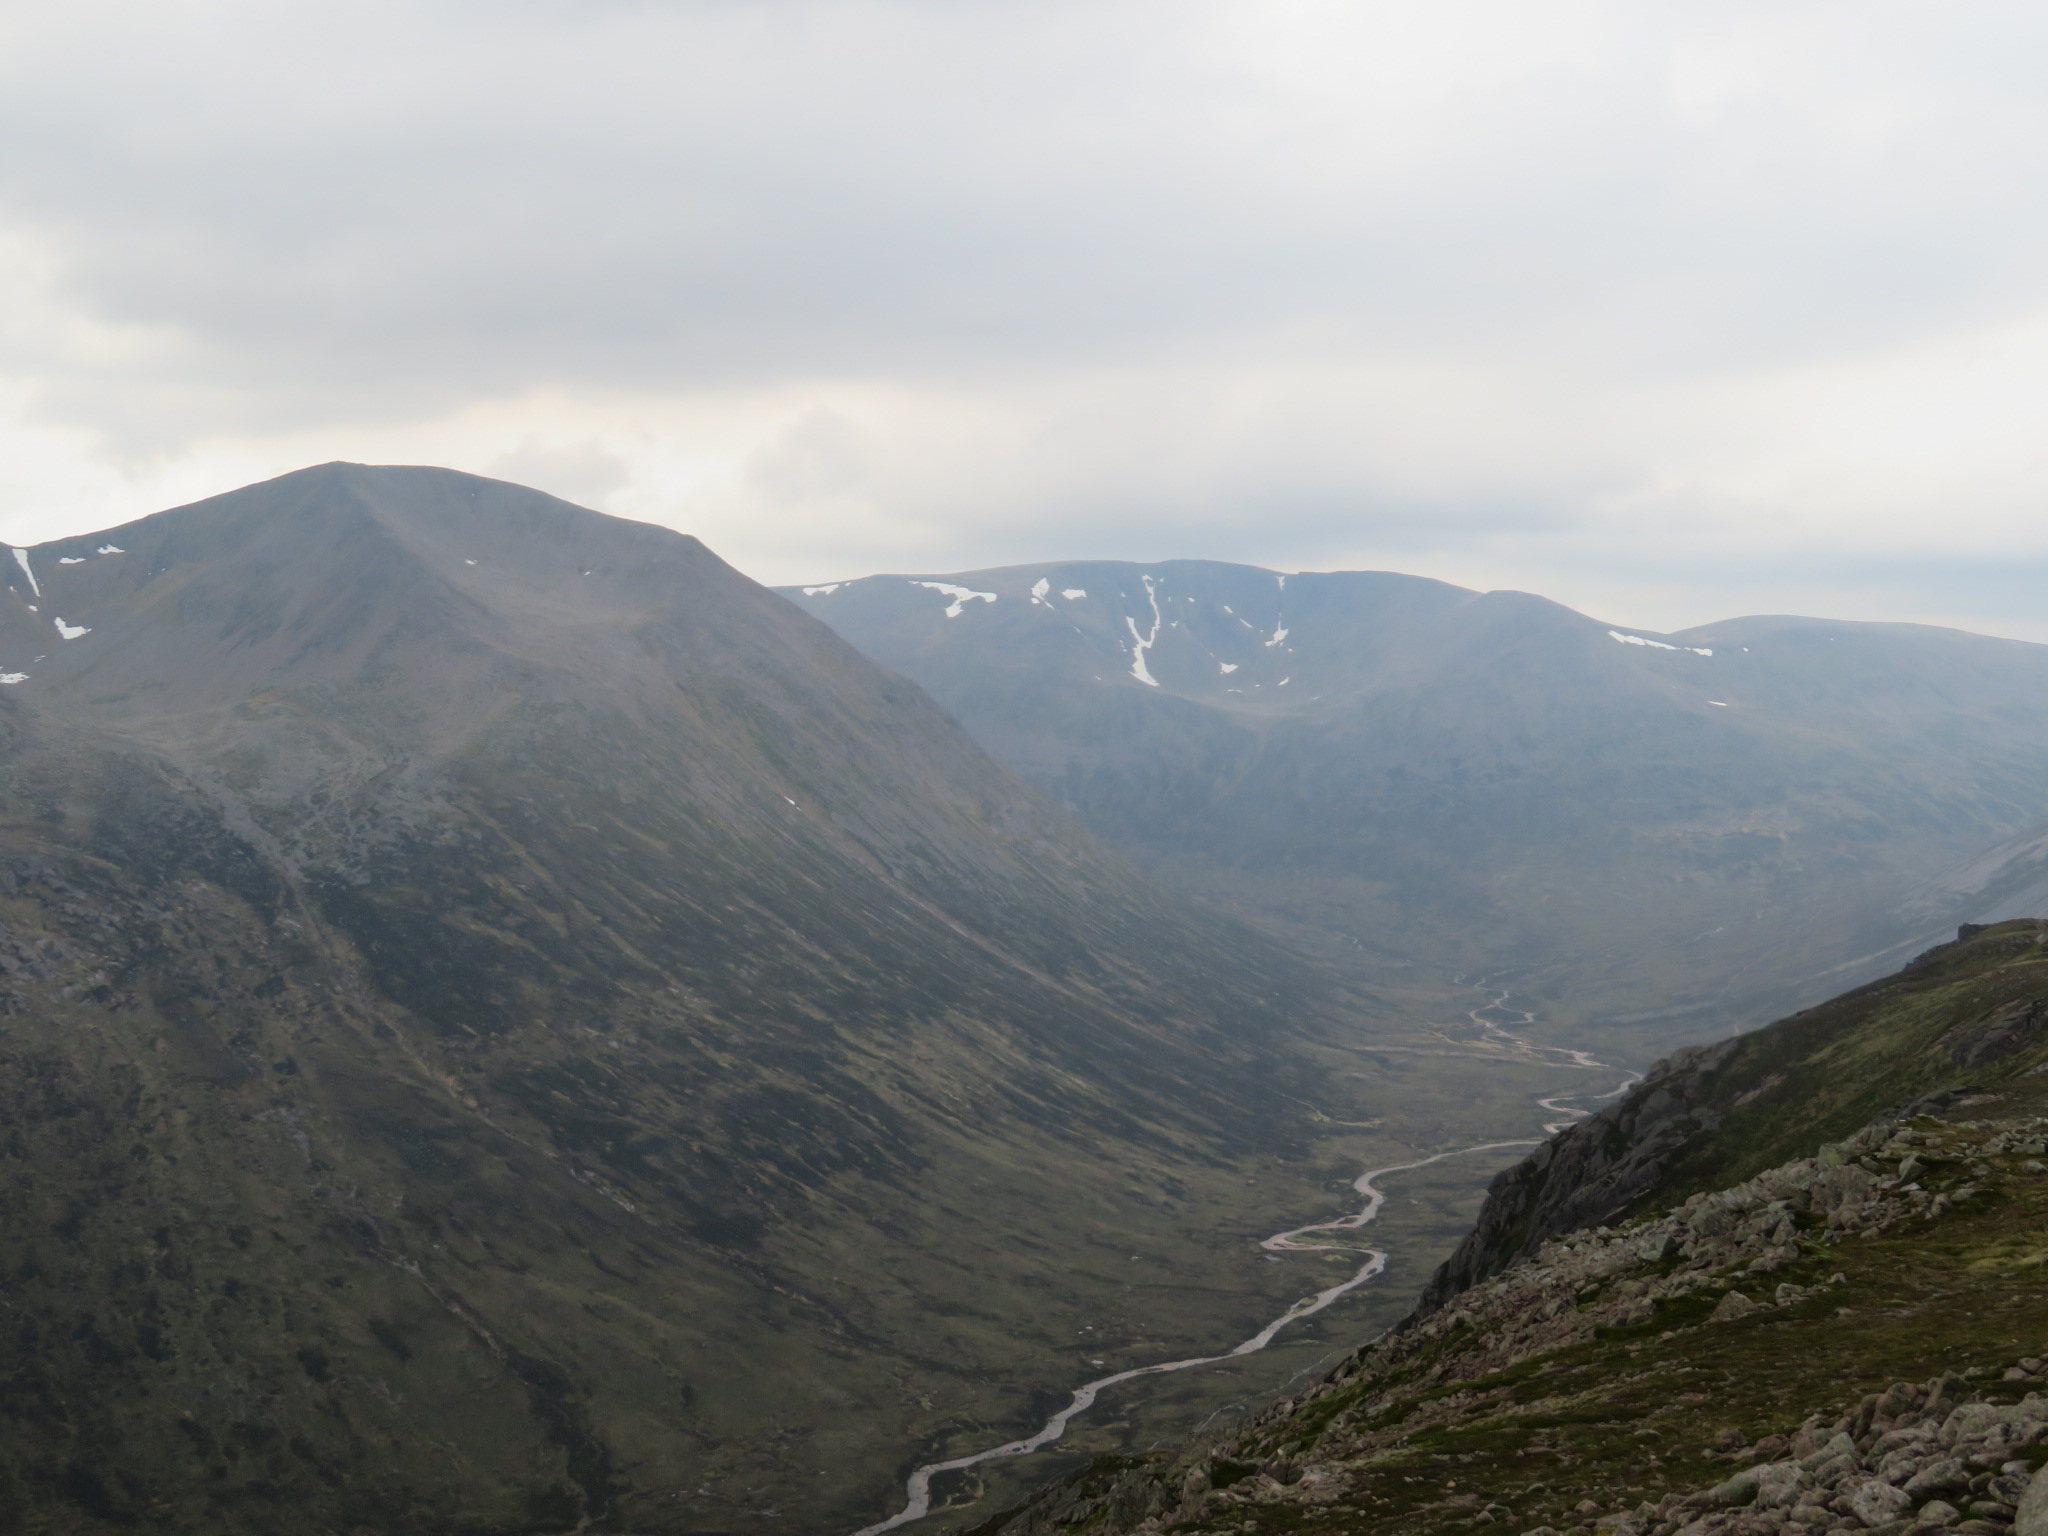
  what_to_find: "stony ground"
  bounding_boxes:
[968,1081,2048,1536]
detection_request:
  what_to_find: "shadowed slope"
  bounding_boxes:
[0,467,1365,1535]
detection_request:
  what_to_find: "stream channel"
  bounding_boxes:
[850,991,1640,1536]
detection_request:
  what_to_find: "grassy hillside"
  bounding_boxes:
[0,466,1420,1535]
[968,1029,2048,1536]
[1424,920,2048,1308]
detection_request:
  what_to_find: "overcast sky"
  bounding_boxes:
[4,1,2048,637]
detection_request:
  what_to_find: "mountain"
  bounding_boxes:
[968,920,2048,1536]
[781,562,2048,1050]
[0,467,1381,1535]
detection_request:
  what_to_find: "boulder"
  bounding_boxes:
[1713,1291,1758,1322]
[1702,1468,1763,1507]
[1846,1477,1914,1527]
[2016,1464,2048,1536]
[1903,1460,1970,1500]
[1752,1463,1811,1509]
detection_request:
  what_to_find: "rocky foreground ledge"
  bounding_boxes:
[966,1090,2048,1536]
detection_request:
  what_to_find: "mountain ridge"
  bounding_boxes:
[781,559,2048,1051]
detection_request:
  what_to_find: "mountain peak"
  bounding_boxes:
[0,464,751,737]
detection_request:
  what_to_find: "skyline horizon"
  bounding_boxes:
[9,457,2043,649]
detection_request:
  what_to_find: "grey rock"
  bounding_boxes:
[1755,1465,1814,1509]
[1846,1479,1914,1527]
[1905,1461,1972,1500]
[1715,1290,1760,1322]
[2014,1465,2048,1536]
[1705,1468,1765,1507]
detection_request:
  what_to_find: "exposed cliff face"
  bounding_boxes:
[1418,920,2048,1313]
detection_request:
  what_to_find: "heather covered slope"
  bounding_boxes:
[0,466,1374,1535]
[976,1096,2048,1536]
[969,924,2048,1536]
[784,563,2048,1050]
[1423,919,2048,1308]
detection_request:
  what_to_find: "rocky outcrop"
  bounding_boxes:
[972,1096,2048,1536]
[1416,1036,1742,1311]
[1420,922,2048,1315]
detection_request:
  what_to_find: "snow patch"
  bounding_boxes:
[913,580,997,618]
[465,559,477,566]
[57,557,83,565]
[53,618,89,640]
[0,674,25,685]
[1125,576,1164,686]
[96,545,124,555]
[802,583,842,596]
[11,549,39,596]
[1707,700,1729,707]
[1062,588,1086,601]
[1030,577,1051,605]
[1265,624,1289,648]
[1219,662,1239,675]
[1608,629,1711,657]
[1278,677,1291,686]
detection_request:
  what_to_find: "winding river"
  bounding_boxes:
[850,991,1637,1536]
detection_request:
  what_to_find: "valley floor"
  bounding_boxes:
[865,988,1641,1534]
[966,1076,2048,1536]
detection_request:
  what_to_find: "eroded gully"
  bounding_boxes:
[850,989,1639,1536]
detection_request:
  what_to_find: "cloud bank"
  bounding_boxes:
[3,0,2047,636]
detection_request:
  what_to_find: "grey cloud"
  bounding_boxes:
[484,438,632,508]
[6,0,2048,650]
[8,0,2048,425]
[745,408,875,505]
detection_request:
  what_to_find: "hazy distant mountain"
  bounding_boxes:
[782,560,2048,1047]
[0,470,1360,1534]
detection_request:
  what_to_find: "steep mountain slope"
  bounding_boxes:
[0,467,1374,1535]
[783,563,2048,1049]
[1422,919,2048,1309]
[967,922,2048,1536]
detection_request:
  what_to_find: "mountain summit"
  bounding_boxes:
[0,467,1361,1534]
